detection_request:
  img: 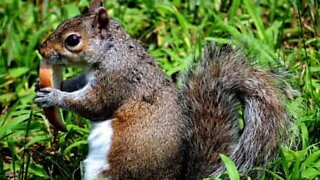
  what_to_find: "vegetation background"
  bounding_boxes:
[0,0,319,179]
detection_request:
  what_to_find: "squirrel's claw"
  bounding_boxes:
[35,87,61,108]
[39,87,53,94]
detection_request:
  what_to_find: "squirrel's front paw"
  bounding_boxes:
[35,88,62,108]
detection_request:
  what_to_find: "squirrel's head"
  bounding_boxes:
[38,0,139,69]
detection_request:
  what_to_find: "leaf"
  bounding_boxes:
[265,21,282,48]
[7,67,29,79]
[63,4,81,18]
[155,4,175,16]
[286,97,304,119]
[292,149,308,179]
[220,154,240,180]
[0,114,29,140]
[303,149,320,167]
[27,163,49,178]
[314,161,320,169]
[63,140,87,155]
[0,93,15,103]
[280,147,290,177]
[228,0,241,20]
[300,123,309,149]
[243,0,267,42]
[301,167,320,179]
[18,136,50,153]
[254,167,285,180]
[205,37,232,45]
[310,66,320,72]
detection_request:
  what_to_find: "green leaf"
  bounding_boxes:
[243,0,267,42]
[18,136,50,153]
[63,140,87,155]
[301,167,320,179]
[220,154,240,180]
[292,149,308,179]
[7,67,29,79]
[63,4,81,18]
[300,123,309,149]
[0,114,29,140]
[0,93,15,103]
[280,147,290,177]
[27,163,49,178]
[303,149,320,167]
[310,66,320,72]
[228,0,241,20]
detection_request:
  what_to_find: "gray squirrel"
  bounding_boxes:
[35,0,290,179]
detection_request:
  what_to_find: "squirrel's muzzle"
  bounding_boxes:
[38,41,62,62]
[38,44,47,58]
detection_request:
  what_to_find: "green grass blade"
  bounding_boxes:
[243,0,267,42]
[220,154,240,180]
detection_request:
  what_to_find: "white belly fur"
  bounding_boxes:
[84,120,113,180]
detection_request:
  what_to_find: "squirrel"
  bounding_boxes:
[35,0,290,179]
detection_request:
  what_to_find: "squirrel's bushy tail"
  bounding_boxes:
[180,44,289,178]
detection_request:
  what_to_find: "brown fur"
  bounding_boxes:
[105,87,187,179]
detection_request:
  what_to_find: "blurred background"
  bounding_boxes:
[0,0,319,179]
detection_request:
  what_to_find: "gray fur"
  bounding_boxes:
[180,44,289,178]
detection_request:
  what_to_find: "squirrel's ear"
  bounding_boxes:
[93,8,109,29]
[88,0,104,13]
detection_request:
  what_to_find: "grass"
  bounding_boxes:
[0,0,319,179]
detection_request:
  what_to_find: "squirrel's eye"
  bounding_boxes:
[65,34,81,47]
